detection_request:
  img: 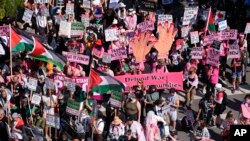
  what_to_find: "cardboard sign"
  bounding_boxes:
[46,114,60,129]
[71,22,84,36]
[157,14,173,25]
[115,72,183,90]
[110,91,122,108]
[215,10,226,24]
[218,20,227,31]
[66,3,74,14]
[182,6,199,25]
[81,15,90,27]
[212,40,221,50]
[244,23,250,34]
[105,29,119,41]
[102,53,112,63]
[228,43,240,59]
[137,21,155,33]
[82,0,91,9]
[65,81,76,92]
[22,9,33,22]
[190,31,199,44]
[59,21,71,38]
[66,99,81,116]
[139,0,157,11]
[110,47,127,61]
[181,26,190,37]
[0,26,9,36]
[45,78,55,90]
[28,77,38,91]
[109,0,119,9]
[62,51,89,65]
[190,47,203,59]
[206,48,220,66]
[31,94,41,106]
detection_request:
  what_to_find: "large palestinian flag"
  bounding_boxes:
[30,37,65,70]
[88,69,125,94]
[204,8,216,33]
[10,28,33,52]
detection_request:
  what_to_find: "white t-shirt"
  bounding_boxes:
[42,95,57,115]
[95,119,104,134]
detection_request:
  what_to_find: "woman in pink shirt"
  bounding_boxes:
[124,9,137,31]
[208,65,220,94]
[220,41,228,80]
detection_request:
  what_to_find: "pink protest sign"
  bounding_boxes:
[190,47,203,59]
[115,72,183,90]
[110,47,127,61]
[219,30,230,41]
[228,43,240,59]
[62,51,90,65]
[228,29,238,40]
[203,33,220,46]
[190,31,199,44]
[137,21,155,33]
[206,48,220,66]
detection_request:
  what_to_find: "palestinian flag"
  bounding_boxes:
[10,27,33,52]
[204,8,216,33]
[30,37,65,70]
[88,69,125,94]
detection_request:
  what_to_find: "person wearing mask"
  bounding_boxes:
[220,111,238,141]
[145,85,159,113]
[125,116,146,141]
[185,67,198,106]
[109,116,125,140]
[0,109,9,141]
[93,111,105,141]
[125,93,141,122]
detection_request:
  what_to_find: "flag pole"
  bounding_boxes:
[9,24,13,124]
[204,7,211,37]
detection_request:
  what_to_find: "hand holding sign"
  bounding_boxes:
[129,32,155,63]
[154,22,178,58]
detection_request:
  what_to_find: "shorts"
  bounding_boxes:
[168,110,177,121]
[232,72,242,78]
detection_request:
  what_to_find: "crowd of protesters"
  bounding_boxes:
[0,0,250,141]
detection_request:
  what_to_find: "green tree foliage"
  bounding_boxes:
[0,0,25,19]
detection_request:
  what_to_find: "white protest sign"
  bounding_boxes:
[82,0,91,9]
[206,48,220,66]
[228,43,240,59]
[81,15,90,27]
[46,114,60,129]
[190,31,199,44]
[31,94,41,106]
[215,10,226,24]
[62,51,90,65]
[102,53,112,63]
[66,3,74,14]
[218,20,227,31]
[71,22,85,37]
[28,77,38,91]
[22,9,33,22]
[105,29,119,41]
[182,6,199,25]
[181,26,190,37]
[59,21,71,38]
[244,23,250,34]
[109,0,119,9]
[34,0,49,3]
[190,47,203,59]
[137,21,155,33]
[157,14,173,25]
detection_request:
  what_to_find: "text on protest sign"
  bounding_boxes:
[81,15,90,27]
[190,31,199,44]
[115,72,183,91]
[46,114,60,129]
[218,20,228,31]
[139,0,157,11]
[137,21,155,33]
[110,91,122,108]
[212,40,221,50]
[206,48,220,66]
[215,10,226,24]
[181,26,190,37]
[28,77,38,91]
[244,23,250,34]
[102,53,112,63]
[66,3,74,14]
[62,51,89,65]
[82,0,91,9]
[105,29,119,41]
[228,43,240,59]
[203,33,220,46]
[0,26,9,36]
[34,0,49,3]
[71,22,84,36]
[157,14,173,25]
[109,0,119,9]
[45,78,55,90]
[65,81,76,92]
[220,29,238,40]
[66,99,81,116]
[59,21,71,37]
[22,9,33,22]
[31,94,41,106]
[110,47,127,61]
[190,47,203,59]
[182,6,199,25]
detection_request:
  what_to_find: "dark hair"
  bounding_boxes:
[244,94,250,100]
[169,88,176,93]
[88,91,93,97]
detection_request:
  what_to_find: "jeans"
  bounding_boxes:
[157,122,165,138]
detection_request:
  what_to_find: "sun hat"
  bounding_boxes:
[215,83,223,91]
[112,116,123,125]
